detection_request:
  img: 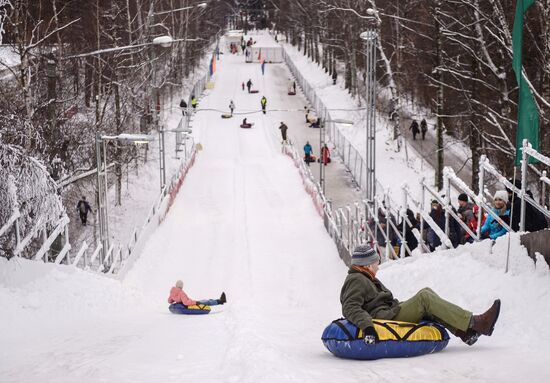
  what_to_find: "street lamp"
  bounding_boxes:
[319,118,353,194]
[96,133,154,265]
[360,8,380,203]
[150,37,176,192]
[150,2,207,17]
[65,35,175,59]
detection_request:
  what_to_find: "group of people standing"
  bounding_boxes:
[372,180,548,256]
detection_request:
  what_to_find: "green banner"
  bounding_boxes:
[512,0,539,165]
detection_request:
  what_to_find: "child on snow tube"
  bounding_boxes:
[168,280,227,315]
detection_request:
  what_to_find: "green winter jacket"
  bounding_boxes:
[340,268,401,330]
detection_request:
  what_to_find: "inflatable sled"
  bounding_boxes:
[304,155,317,163]
[321,318,449,360]
[169,303,211,315]
[240,123,254,129]
[249,90,259,94]
[317,157,331,163]
[287,91,296,96]
[221,114,233,119]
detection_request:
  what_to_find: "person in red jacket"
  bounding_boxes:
[321,144,331,165]
[168,280,226,306]
[465,205,486,243]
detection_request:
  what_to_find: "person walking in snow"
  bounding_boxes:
[341,243,501,347]
[168,280,227,307]
[246,79,253,93]
[420,118,428,140]
[229,100,235,116]
[261,59,266,75]
[260,96,267,114]
[480,190,510,240]
[293,81,296,94]
[179,99,188,116]
[279,121,288,142]
[409,119,420,140]
[76,196,92,226]
[191,95,198,111]
[321,143,331,165]
[303,141,313,166]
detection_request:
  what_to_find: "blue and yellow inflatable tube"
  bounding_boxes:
[322,318,449,360]
[169,303,211,315]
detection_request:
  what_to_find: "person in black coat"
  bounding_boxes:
[76,196,92,226]
[420,118,428,140]
[401,209,419,255]
[179,99,187,116]
[507,180,548,232]
[279,122,288,142]
[409,120,420,140]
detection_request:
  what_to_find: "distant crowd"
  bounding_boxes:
[369,180,548,257]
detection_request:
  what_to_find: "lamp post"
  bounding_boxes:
[150,36,175,191]
[360,8,379,203]
[149,2,207,17]
[96,133,154,264]
[319,117,353,194]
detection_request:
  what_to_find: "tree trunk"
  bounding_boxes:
[114,79,122,206]
[470,47,481,193]
[434,0,444,190]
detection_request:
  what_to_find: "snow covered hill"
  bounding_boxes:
[1,38,550,383]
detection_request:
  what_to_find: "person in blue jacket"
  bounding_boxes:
[481,190,510,240]
[303,141,313,166]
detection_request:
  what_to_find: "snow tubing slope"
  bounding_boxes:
[169,303,211,315]
[322,319,450,360]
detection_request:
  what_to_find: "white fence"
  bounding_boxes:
[281,46,550,263]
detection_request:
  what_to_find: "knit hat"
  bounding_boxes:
[351,244,379,266]
[493,190,508,203]
[175,280,183,289]
[458,193,468,202]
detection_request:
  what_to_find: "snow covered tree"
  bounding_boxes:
[0,141,65,259]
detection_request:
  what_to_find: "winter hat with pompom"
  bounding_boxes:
[493,190,508,203]
[351,244,379,267]
[175,280,183,289]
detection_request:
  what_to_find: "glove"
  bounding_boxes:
[363,326,378,345]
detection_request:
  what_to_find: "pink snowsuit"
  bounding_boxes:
[168,287,197,306]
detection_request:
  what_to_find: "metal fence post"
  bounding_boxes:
[444,172,450,240]
[420,178,425,245]
[477,156,486,240]
[14,217,21,249]
[400,186,408,258]
[520,139,528,232]
[542,170,547,207]
[42,229,48,262]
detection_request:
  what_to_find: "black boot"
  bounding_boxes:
[218,292,226,305]
[471,299,501,336]
[452,328,480,346]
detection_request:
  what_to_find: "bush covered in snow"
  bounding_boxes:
[0,143,65,259]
